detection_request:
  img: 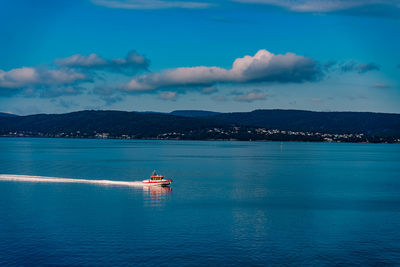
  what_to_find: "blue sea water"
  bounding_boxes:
[0,137,399,266]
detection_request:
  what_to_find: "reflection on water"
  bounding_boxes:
[142,186,172,207]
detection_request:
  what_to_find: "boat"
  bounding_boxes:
[142,170,172,186]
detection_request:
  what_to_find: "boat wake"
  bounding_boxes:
[0,174,143,187]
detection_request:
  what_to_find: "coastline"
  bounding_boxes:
[1,135,398,144]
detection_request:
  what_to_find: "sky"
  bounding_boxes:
[0,0,399,115]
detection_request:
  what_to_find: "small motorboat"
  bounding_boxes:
[142,170,172,186]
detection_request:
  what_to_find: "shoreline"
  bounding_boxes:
[1,135,398,144]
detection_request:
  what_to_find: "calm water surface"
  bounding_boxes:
[0,138,399,266]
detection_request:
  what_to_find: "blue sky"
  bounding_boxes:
[0,0,399,115]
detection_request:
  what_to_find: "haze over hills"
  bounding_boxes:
[0,109,399,142]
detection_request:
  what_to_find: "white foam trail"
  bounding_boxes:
[0,174,143,187]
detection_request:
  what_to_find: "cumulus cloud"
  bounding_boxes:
[0,67,88,96]
[234,0,399,12]
[55,50,149,74]
[0,50,150,98]
[340,61,380,73]
[1,48,383,101]
[91,0,211,9]
[122,49,321,92]
[234,90,267,102]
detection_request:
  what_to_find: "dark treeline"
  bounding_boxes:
[0,109,399,143]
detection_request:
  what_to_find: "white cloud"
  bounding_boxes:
[55,54,107,67]
[123,49,320,92]
[92,0,399,12]
[0,50,150,98]
[234,0,398,12]
[0,67,87,89]
[55,50,149,74]
[91,0,211,9]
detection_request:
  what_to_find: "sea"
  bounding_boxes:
[0,137,399,266]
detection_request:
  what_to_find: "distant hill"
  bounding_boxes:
[210,109,400,137]
[0,109,399,142]
[0,112,17,117]
[0,110,226,138]
[170,110,221,118]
